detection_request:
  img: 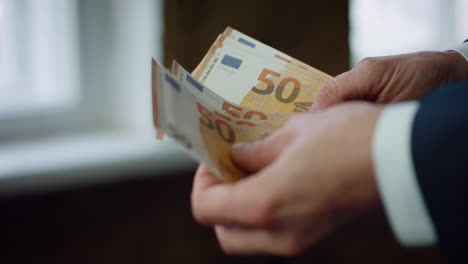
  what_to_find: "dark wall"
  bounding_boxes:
[164,0,349,76]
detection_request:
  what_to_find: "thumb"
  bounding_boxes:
[231,127,294,173]
[309,70,363,112]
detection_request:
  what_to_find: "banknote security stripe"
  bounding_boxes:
[165,73,180,91]
[221,55,243,69]
[238,37,256,48]
[186,74,204,92]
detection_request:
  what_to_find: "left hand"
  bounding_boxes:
[191,102,384,256]
[310,51,468,111]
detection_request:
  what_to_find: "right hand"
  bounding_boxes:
[310,51,468,111]
[192,102,383,256]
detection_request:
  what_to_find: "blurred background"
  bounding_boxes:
[0,0,466,263]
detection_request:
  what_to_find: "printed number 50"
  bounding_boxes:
[252,68,301,104]
[198,103,235,144]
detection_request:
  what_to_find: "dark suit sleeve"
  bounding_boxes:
[411,79,468,262]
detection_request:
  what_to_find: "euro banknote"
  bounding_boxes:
[193,27,334,112]
[152,28,333,181]
[152,59,289,181]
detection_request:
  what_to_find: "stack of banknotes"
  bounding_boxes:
[152,27,333,182]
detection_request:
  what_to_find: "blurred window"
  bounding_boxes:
[350,0,468,65]
[0,0,162,141]
[0,0,79,118]
[0,0,177,194]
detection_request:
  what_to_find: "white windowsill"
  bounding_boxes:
[0,132,197,196]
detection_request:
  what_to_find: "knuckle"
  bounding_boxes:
[317,80,339,100]
[359,56,378,68]
[313,77,347,110]
[358,56,389,74]
[249,194,280,226]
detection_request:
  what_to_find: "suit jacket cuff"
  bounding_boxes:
[373,101,437,246]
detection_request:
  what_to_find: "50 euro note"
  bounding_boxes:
[152,58,291,182]
[152,28,334,181]
[171,60,292,123]
[193,27,334,113]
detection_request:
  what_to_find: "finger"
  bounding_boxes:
[231,126,294,173]
[192,164,223,190]
[191,166,281,227]
[215,225,276,255]
[191,164,224,223]
[215,225,299,256]
[309,70,362,112]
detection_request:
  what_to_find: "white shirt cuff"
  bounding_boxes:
[451,41,468,62]
[373,101,437,246]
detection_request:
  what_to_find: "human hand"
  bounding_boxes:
[191,102,383,256]
[310,51,468,111]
